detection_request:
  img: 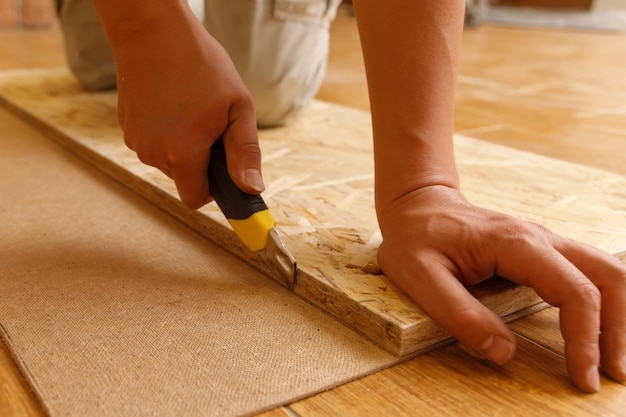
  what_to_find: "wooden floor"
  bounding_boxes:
[1,5,626,416]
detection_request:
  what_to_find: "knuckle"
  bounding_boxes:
[573,280,601,312]
[236,141,262,159]
[608,269,626,293]
[235,91,255,110]
[504,221,552,246]
[450,306,483,333]
[613,261,626,284]
[163,150,180,169]
[162,144,190,171]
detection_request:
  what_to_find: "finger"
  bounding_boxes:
[497,240,602,392]
[122,127,177,181]
[556,240,626,383]
[168,148,212,209]
[222,100,264,194]
[391,251,516,365]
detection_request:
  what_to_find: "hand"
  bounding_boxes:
[376,185,626,392]
[111,7,264,208]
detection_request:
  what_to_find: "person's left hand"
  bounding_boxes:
[376,184,626,392]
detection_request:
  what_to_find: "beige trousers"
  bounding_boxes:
[56,0,342,126]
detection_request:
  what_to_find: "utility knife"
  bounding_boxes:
[207,138,297,290]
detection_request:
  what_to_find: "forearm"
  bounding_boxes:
[87,0,261,207]
[90,0,205,71]
[91,0,190,46]
[352,0,465,214]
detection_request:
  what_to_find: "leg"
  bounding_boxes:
[56,0,116,90]
[204,0,342,126]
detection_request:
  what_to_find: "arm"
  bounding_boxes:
[353,0,625,392]
[91,0,265,208]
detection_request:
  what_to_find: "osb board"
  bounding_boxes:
[2,68,626,356]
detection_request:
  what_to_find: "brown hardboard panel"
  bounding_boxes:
[0,106,399,417]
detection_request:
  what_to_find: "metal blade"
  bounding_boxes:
[259,227,297,290]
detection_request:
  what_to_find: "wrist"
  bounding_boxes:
[373,134,460,218]
[375,183,466,240]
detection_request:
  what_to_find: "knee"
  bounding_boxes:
[245,59,327,127]
[250,81,308,128]
[57,0,117,91]
[65,47,117,91]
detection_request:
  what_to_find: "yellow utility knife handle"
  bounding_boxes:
[227,211,274,252]
[208,138,274,252]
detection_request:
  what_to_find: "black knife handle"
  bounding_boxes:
[208,138,268,221]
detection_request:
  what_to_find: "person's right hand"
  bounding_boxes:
[106,3,264,209]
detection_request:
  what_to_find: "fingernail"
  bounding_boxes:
[244,169,265,193]
[586,367,601,392]
[479,335,515,365]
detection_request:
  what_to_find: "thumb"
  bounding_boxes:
[222,103,265,195]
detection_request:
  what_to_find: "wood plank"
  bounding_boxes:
[490,0,593,10]
[319,14,626,178]
[1,68,626,357]
[290,337,626,416]
[255,407,295,417]
[302,253,626,417]
[509,251,626,356]
[0,0,17,28]
[511,307,564,352]
[0,30,65,71]
[0,341,43,417]
[455,26,626,176]
[21,0,55,28]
